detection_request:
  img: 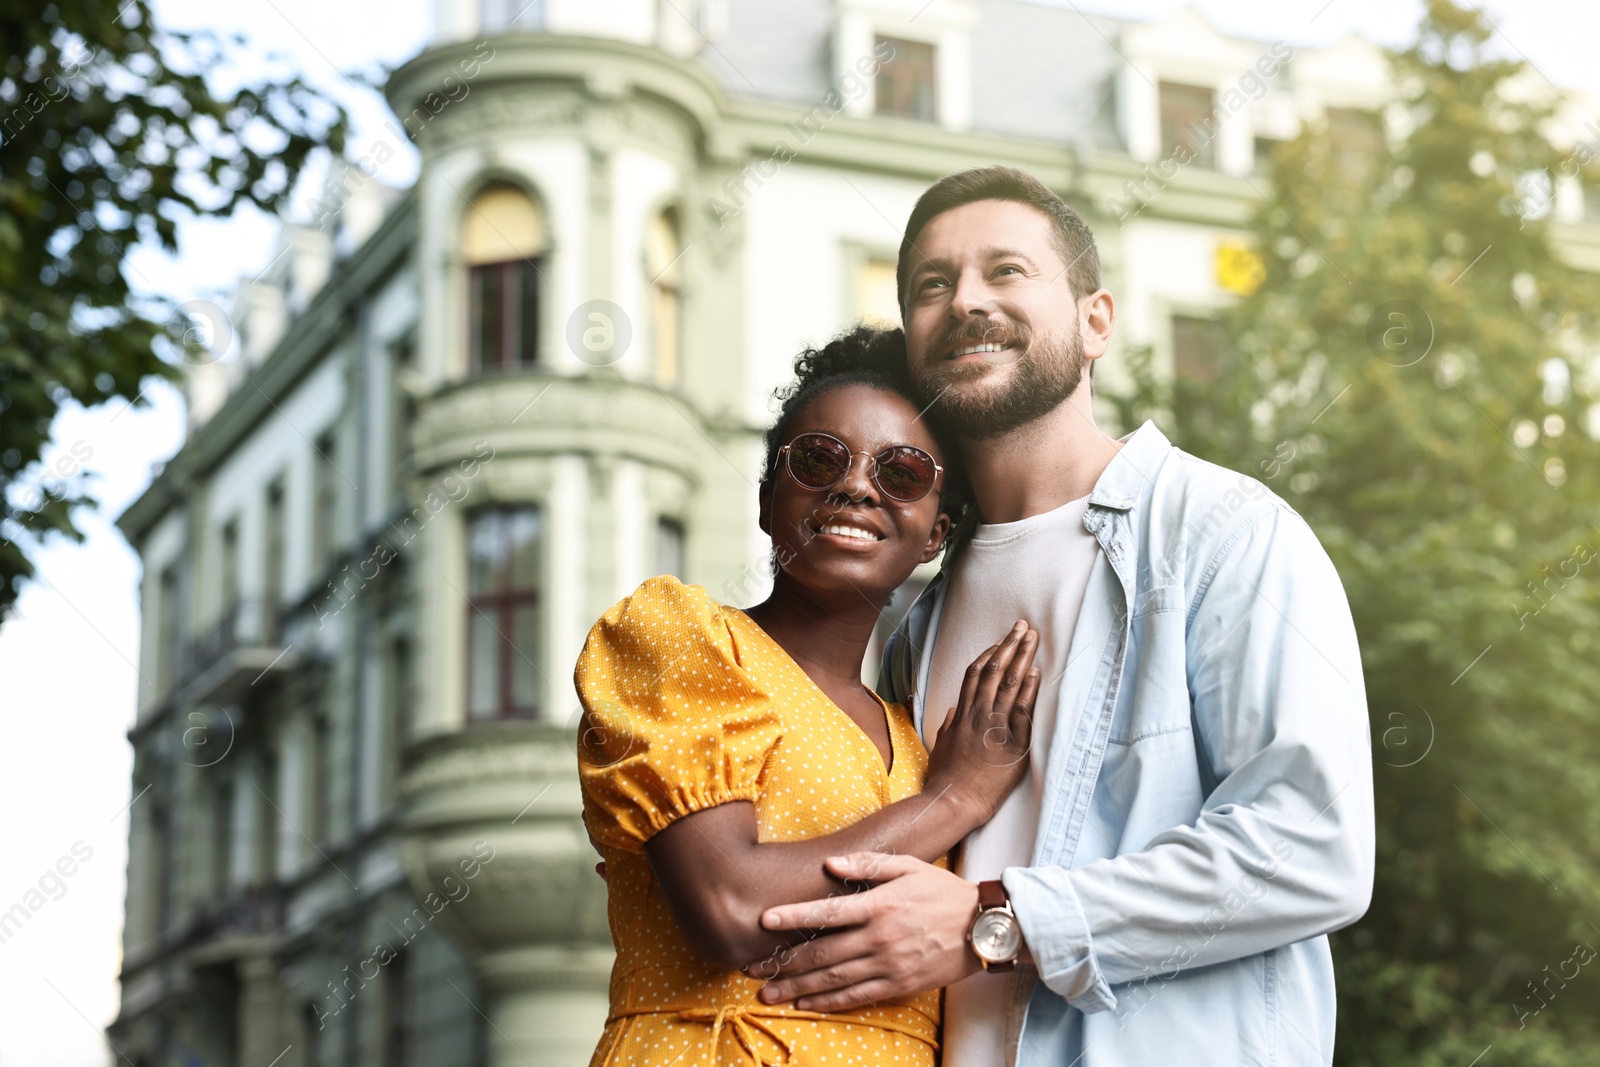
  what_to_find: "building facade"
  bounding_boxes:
[109,2,1600,1065]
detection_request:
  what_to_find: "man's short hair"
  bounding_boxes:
[896,166,1102,314]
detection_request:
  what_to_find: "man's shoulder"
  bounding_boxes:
[1137,443,1303,572]
[1098,422,1293,546]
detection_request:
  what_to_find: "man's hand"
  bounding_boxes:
[749,851,982,1012]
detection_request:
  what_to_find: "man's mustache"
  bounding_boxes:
[935,319,1032,355]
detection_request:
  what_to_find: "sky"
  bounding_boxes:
[1,1,1597,1063]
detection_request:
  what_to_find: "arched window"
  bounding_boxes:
[463,184,547,375]
[645,208,683,388]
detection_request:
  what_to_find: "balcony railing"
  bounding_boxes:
[177,882,288,951]
[178,599,296,706]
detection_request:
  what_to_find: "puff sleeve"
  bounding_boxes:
[575,576,784,852]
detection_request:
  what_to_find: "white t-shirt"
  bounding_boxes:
[923,494,1101,1067]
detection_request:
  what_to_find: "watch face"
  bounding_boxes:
[971,910,1022,964]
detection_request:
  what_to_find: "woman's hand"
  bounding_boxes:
[925,620,1040,826]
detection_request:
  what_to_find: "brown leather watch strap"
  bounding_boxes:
[978,879,1008,910]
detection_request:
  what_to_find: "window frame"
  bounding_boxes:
[655,516,686,580]
[381,946,410,1067]
[1325,106,1384,185]
[211,772,234,901]
[1159,80,1218,168]
[156,562,182,696]
[381,634,411,807]
[1170,312,1225,384]
[219,518,241,637]
[255,747,279,887]
[855,253,901,329]
[874,35,938,122]
[263,478,286,644]
[468,257,544,375]
[389,332,417,498]
[465,506,545,721]
[311,430,338,575]
[646,208,684,389]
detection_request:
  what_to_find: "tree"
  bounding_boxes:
[1111,1,1600,1060]
[0,0,347,620]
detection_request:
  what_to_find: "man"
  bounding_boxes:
[753,167,1375,1065]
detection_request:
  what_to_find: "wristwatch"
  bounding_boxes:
[968,879,1022,972]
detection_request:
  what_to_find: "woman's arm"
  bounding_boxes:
[645,624,1039,971]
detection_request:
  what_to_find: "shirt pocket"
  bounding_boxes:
[1107,583,1191,746]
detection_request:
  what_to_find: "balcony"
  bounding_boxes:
[177,883,288,953]
[179,599,297,707]
[412,370,714,485]
[400,721,612,1066]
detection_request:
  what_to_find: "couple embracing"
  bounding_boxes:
[575,167,1374,1066]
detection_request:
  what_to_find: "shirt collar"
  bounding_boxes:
[1087,420,1171,512]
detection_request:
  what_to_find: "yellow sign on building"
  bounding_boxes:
[1216,239,1266,296]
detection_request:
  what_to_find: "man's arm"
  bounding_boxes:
[1010,505,1374,1008]
[650,797,979,973]
[757,505,1375,1012]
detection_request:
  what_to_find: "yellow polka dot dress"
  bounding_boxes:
[576,575,941,1066]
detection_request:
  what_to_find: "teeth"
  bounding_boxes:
[955,343,1007,356]
[821,524,880,541]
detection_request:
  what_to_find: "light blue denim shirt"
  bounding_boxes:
[878,422,1375,1066]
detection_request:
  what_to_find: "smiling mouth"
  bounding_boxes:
[949,342,1014,360]
[813,523,884,542]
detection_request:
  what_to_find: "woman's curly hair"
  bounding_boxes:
[761,325,969,520]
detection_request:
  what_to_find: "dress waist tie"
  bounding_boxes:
[606,1002,939,1065]
[676,1005,796,1065]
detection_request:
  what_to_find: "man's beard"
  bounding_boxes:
[912,319,1086,441]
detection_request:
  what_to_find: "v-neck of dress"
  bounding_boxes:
[726,607,897,778]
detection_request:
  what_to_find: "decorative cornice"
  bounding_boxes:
[386,33,727,153]
[401,722,577,799]
[411,371,746,488]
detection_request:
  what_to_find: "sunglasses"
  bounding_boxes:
[778,432,944,504]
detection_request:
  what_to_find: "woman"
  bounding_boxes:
[576,326,1040,1066]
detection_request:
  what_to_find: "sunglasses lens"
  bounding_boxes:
[875,447,937,501]
[788,435,850,489]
